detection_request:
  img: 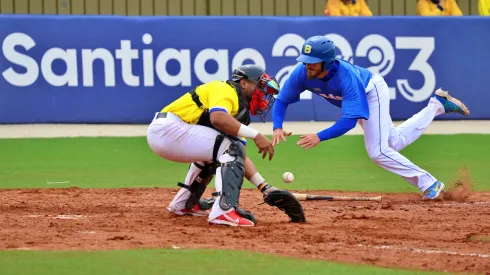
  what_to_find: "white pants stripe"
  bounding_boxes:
[361,75,445,192]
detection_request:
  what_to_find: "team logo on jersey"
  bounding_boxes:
[319,93,342,100]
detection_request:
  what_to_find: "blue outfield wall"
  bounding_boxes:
[0,15,489,124]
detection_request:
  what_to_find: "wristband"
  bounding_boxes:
[237,124,259,139]
[251,172,266,188]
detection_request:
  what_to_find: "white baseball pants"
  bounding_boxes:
[361,75,445,192]
[146,112,238,220]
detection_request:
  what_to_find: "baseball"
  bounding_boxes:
[282,172,294,183]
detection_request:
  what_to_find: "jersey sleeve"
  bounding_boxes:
[339,72,370,120]
[208,83,238,114]
[272,64,306,129]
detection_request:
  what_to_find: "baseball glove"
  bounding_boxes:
[263,189,306,223]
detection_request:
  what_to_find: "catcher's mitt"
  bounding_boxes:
[263,190,306,223]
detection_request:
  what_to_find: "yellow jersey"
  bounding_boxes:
[480,0,490,15]
[325,0,373,16]
[162,81,241,125]
[416,0,462,16]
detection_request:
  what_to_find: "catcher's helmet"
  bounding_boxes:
[296,35,337,70]
[230,64,280,122]
[231,64,267,83]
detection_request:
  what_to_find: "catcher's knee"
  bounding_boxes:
[215,139,246,211]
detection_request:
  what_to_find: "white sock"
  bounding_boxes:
[168,162,203,211]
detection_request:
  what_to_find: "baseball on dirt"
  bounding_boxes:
[282,172,294,183]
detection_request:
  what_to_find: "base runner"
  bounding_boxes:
[271,35,470,200]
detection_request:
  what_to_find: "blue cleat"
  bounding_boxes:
[434,88,470,116]
[422,181,445,200]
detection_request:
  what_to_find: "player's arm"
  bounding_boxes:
[272,65,304,131]
[207,87,257,138]
[316,117,358,141]
[244,155,274,193]
[209,88,275,160]
[210,111,251,137]
[316,75,369,141]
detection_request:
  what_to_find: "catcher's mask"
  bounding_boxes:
[249,74,280,122]
[231,64,280,122]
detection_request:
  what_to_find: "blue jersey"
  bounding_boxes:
[277,59,372,120]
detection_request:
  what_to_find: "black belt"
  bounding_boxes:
[189,90,203,107]
[156,112,168,119]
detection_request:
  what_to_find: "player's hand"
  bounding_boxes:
[253,133,274,160]
[272,128,292,146]
[297,134,321,150]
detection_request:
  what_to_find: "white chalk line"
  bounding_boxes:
[26,214,87,220]
[319,201,490,210]
[398,201,490,208]
[327,242,489,259]
[78,231,96,235]
[357,244,490,259]
[46,181,71,185]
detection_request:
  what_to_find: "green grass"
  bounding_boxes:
[0,135,489,192]
[0,249,448,275]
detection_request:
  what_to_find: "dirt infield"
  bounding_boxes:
[1,187,489,274]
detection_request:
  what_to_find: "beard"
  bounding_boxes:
[307,70,321,80]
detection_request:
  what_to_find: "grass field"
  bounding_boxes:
[1,134,488,275]
[0,134,488,191]
[0,249,449,275]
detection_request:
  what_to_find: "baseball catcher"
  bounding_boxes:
[148,64,305,226]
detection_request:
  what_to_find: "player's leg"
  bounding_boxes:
[361,76,444,199]
[167,161,216,216]
[147,113,255,224]
[147,113,229,215]
[387,98,444,152]
[208,138,256,227]
[147,113,225,163]
[387,88,469,152]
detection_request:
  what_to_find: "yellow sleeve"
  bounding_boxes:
[326,0,342,16]
[449,0,463,15]
[360,0,373,16]
[417,0,442,16]
[207,83,238,115]
[480,0,490,15]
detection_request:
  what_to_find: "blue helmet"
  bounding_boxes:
[296,35,337,70]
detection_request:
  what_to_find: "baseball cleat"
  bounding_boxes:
[168,204,210,217]
[434,89,470,116]
[422,181,445,200]
[208,210,255,227]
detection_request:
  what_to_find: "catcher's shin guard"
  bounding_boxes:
[179,162,217,210]
[216,139,246,211]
